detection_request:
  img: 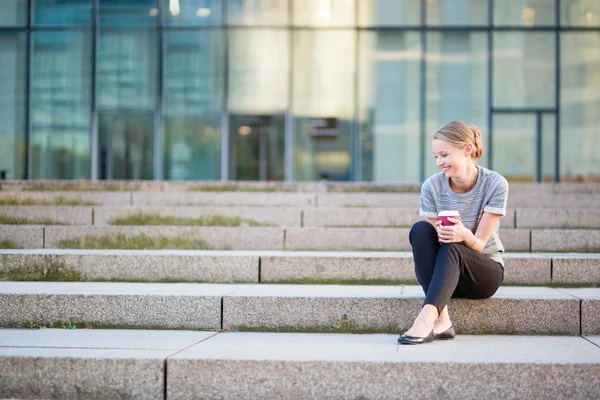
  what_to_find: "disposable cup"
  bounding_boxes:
[438,210,461,226]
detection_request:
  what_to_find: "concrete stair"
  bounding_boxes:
[1,329,599,399]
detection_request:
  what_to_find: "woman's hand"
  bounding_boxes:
[436,217,470,244]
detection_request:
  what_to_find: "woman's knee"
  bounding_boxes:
[409,221,437,243]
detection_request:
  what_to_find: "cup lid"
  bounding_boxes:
[438,210,460,217]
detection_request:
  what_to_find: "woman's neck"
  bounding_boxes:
[449,164,478,193]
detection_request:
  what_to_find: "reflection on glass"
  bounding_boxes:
[30,32,91,179]
[358,0,420,26]
[98,30,157,180]
[358,31,421,182]
[293,0,355,27]
[229,115,285,181]
[163,31,223,180]
[494,0,554,26]
[293,30,355,181]
[0,0,27,26]
[228,0,288,25]
[542,114,556,182]
[164,0,222,26]
[561,0,600,27]
[427,0,487,26]
[426,32,488,178]
[0,33,27,180]
[560,32,600,182]
[34,0,91,25]
[493,114,536,182]
[229,29,289,114]
[493,32,555,108]
[99,0,157,25]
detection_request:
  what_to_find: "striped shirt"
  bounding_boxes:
[419,165,509,266]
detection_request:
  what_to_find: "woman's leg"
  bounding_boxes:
[409,221,440,295]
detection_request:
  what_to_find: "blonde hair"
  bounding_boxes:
[433,121,484,160]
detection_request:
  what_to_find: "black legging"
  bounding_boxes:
[410,221,504,314]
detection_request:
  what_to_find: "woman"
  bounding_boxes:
[398,121,508,345]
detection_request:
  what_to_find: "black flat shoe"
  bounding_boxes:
[433,326,456,340]
[397,330,435,345]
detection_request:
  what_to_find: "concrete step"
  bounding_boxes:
[1,250,598,286]
[1,282,598,334]
[2,224,600,252]
[3,190,600,209]
[1,329,599,399]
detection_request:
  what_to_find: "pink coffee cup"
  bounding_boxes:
[438,210,461,226]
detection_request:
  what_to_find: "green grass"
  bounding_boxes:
[186,185,280,192]
[1,261,82,282]
[57,233,219,250]
[0,240,19,249]
[108,213,269,227]
[0,215,60,225]
[0,196,97,206]
[20,183,133,191]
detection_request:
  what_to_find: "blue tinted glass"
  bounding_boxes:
[35,0,92,25]
[164,0,222,26]
[99,0,158,25]
[0,0,28,26]
[30,31,92,179]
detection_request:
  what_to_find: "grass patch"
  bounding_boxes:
[0,240,19,249]
[20,183,133,191]
[0,196,97,206]
[1,261,82,282]
[0,215,60,225]
[108,213,269,227]
[186,185,280,192]
[57,233,220,250]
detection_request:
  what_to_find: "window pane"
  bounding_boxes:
[0,0,27,26]
[99,0,157,25]
[98,30,157,180]
[293,0,355,27]
[494,0,554,26]
[164,0,222,26]
[561,0,600,27]
[493,114,536,182]
[163,30,224,180]
[358,0,420,26]
[35,0,91,25]
[493,33,555,108]
[0,33,27,180]
[30,31,92,180]
[229,29,289,114]
[358,31,421,182]
[542,113,555,182]
[228,0,288,25]
[426,32,488,178]
[293,30,355,181]
[427,0,487,26]
[560,32,600,182]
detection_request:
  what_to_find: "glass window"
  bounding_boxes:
[358,0,420,26]
[34,0,91,25]
[561,0,600,27]
[426,32,488,178]
[492,114,536,182]
[358,31,421,182]
[293,30,355,181]
[0,33,27,180]
[229,29,289,114]
[493,32,555,108]
[163,30,224,180]
[427,0,487,26]
[99,0,158,25]
[293,0,355,27]
[494,0,554,26]
[0,0,27,26]
[228,0,288,25]
[30,32,92,180]
[98,30,157,180]
[560,32,600,182]
[541,113,555,182]
[164,0,222,26]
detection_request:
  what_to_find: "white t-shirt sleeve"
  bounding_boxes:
[484,175,509,216]
[419,179,438,218]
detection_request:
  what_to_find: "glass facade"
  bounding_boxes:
[0,0,599,182]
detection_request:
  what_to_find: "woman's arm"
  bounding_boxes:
[437,212,501,253]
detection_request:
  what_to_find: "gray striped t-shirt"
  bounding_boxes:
[420,165,509,266]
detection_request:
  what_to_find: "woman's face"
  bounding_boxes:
[432,139,472,178]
